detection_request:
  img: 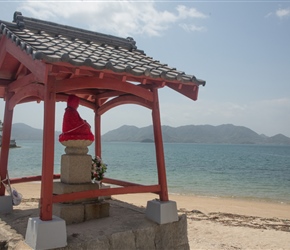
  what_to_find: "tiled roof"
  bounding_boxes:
[0,12,205,86]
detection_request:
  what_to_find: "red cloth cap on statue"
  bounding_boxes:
[59,95,94,142]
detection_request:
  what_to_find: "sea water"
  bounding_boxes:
[6,140,290,203]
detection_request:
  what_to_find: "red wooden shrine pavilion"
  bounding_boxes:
[0,12,205,221]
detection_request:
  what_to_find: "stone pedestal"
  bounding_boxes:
[53,140,110,224]
[60,154,92,184]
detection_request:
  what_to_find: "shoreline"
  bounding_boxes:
[11,182,290,220]
[169,191,290,205]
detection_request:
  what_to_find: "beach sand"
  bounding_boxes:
[1,182,290,249]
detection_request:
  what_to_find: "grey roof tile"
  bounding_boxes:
[0,12,206,87]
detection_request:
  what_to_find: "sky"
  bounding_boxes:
[0,1,289,137]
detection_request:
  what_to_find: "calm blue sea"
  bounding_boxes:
[6,140,290,204]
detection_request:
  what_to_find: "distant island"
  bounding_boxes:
[10,123,290,145]
[102,124,290,145]
[0,120,17,148]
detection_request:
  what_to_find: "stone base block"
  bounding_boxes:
[99,201,110,218]
[53,201,110,225]
[0,195,13,214]
[84,202,101,221]
[53,181,100,203]
[25,216,67,249]
[53,203,85,224]
[145,200,178,224]
[61,154,92,183]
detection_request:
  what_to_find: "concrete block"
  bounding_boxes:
[0,195,13,214]
[156,219,178,249]
[86,235,110,250]
[145,199,178,224]
[53,203,84,224]
[25,216,67,249]
[134,226,156,250]
[176,214,189,246]
[110,231,135,250]
[61,154,92,184]
[84,202,100,220]
[100,201,110,218]
[154,215,189,250]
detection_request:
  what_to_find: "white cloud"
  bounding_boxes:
[176,5,207,19]
[179,23,206,32]
[276,7,290,18]
[18,1,207,37]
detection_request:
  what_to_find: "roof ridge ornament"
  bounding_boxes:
[13,11,25,29]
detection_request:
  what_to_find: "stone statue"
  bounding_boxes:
[59,95,94,145]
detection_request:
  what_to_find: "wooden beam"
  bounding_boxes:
[99,72,104,79]
[151,87,168,201]
[40,76,56,221]
[15,63,28,79]
[5,38,47,83]
[0,37,7,69]
[55,76,154,102]
[8,174,60,184]
[0,79,11,86]
[8,73,36,92]
[97,95,153,116]
[103,177,142,187]
[94,105,101,157]
[0,94,14,195]
[8,83,44,110]
[166,82,199,101]
[52,184,161,203]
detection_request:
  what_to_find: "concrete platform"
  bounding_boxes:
[0,199,189,249]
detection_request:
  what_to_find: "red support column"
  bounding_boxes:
[95,109,101,157]
[40,76,56,221]
[151,87,168,201]
[0,95,13,196]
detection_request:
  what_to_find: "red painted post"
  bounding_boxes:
[39,76,56,221]
[0,95,13,196]
[151,87,169,201]
[94,110,101,157]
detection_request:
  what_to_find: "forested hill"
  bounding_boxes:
[11,123,61,140]
[8,123,290,144]
[101,124,290,145]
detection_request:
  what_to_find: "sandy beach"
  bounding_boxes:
[1,182,290,249]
